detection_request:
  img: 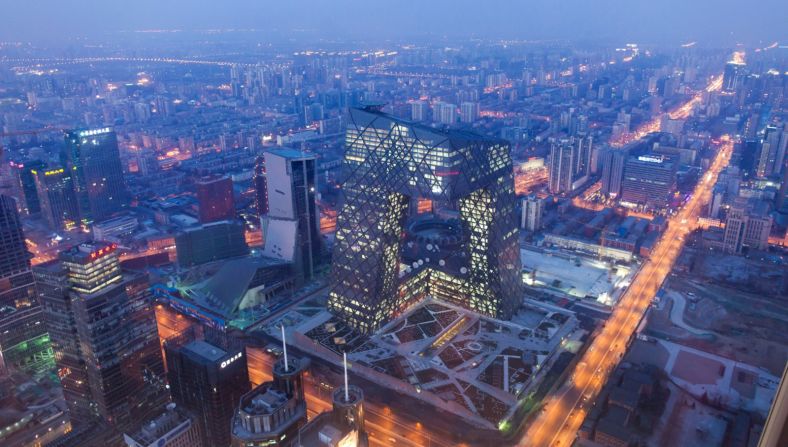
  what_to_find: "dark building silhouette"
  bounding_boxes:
[175,220,250,268]
[11,159,46,215]
[165,331,249,447]
[33,166,81,231]
[196,175,236,223]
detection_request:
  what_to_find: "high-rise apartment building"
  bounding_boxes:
[548,136,593,195]
[196,175,236,223]
[548,140,575,194]
[165,333,249,447]
[38,242,167,438]
[435,102,457,125]
[460,102,480,124]
[410,100,429,122]
[33,166,81,231]
[521,195,545,232]
[328,107,522,334]
[63,128,128,222]
[260,148,321,282]
[601,149,628,198]
[0,195,53,376]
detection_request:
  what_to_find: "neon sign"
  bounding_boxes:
[220,352,243,369]
[77,127,112,138]
[89,243,118,259]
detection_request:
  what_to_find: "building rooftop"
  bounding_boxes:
[266,147,316,160]
[257,296,577,429]
[351,106,504,145]
[124,404,194,446]
[294,412,359,447]
[245,387,288,415]
[177,256,289,319]
[183,340,227,363]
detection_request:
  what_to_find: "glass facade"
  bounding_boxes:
[64,128,128,223]
[165,334,249,447]
[328,107,522,334]
[33,166,81,231]
[0,194,54,376]
[38,242,167,435]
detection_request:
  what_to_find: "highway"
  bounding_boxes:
[518,77,731,446]
[303,379,455,447]
[249,365,457,447]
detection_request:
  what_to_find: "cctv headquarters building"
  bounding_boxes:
[328,106,523,334]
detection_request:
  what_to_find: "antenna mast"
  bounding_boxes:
[281,324,289,371]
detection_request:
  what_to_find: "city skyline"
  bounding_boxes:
[0,4,786,447]
[0,1,786,45]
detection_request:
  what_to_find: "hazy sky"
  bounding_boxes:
[2,0,786,46]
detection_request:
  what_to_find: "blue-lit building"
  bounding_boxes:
[63,127,128,223]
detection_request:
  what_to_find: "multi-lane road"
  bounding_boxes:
[611,74,724,147]
[519,86,732,446]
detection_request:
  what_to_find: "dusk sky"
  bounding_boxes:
[2,0,786,46]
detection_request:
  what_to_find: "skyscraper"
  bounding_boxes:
[38,242,167,437]
[328,106,522,334]
[548,136,593,195]
[722,61,746,92]
[548,140,575,194]
[253,155,269,218]
[33,166,81,231]
[165,333,249,447]
[293,354,368,447]
[260,148,321,282]
[196,175,236,223]
[63,127,128,222]
[521,195,545,232]
[620,155,677,209]
[0,195,53,376]
[601,149,628,198]
[755,124,788,178]
[11,159,47,215]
